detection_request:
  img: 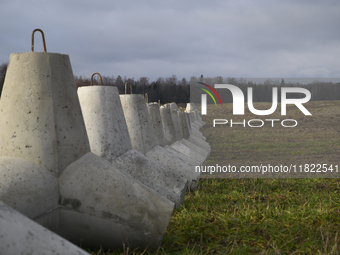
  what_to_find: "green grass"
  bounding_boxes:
[88,101,340,254]
[90,178,340,254]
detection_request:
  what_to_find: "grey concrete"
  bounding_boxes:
[184,112,211,152]
[159,105,178,145]
[147,102,167,147]
[159,106,207,163]
[191,124,206,140]
[77,86,132,159]
[120,95,158,153]
[170,104,210,156]
[148,102,201,166]
[186,103,206,126]
[120,94,198,190]
[187,134,211,154]
[0,51,175,250]
[0,156,58,219]
[0,52,90,177]
[178,110,191,140]
[59,152,174,249]
[0,201,90,255]
[194,111,206,127]
[78,87,187,205]
[115,149,188,202]
[178,110,212,163]
[170,107,184,141]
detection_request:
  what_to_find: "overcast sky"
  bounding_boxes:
[1,0,340,82]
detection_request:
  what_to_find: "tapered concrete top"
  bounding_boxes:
[186,103,196,112]
[120,94,158,154]
[169,102,177,111]
[170,108,183,141]
[0,201,90,255]
[178,111,190,139]
[78,86,132,160]
[159,106,177,145]
[185,111,192,130]
[147,102,167,147]
[0,52,90,176]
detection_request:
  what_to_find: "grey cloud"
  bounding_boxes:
[1,0,340,81]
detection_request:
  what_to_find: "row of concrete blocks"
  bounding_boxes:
[0,52,210,253]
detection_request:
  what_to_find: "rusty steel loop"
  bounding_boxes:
[91,72,102,86]
[31,29,47,52]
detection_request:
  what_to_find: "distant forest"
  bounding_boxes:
[1,62,340,103]
[191,76,340,104]
[75,74,190,104]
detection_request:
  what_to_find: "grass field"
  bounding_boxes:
[90,101,340,254]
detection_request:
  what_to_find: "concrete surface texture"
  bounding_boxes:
[159,105,207,164]
[0,201,91,255]
[170,107,184,141]
[169,104,210,157]
[120,95,196,191]
[159,105,178,145]
[58,152,175,249]
[148,103,202,165]
[147,102,167,147]
[179,108,212,161]
[0,52,90,177]
[194,111,205,127]
[184,111,211,154]
[79,87,187,206]
[178,111,191,139]
[169,105,210,156]
[0,51,175,250]
[0,156,58,219]
[186,102,206,126]
[78,86,132,159]
[120,94,158,154]
[115,149,187,204]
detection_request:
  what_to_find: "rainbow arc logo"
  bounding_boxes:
[196,82,222,115]
[196,82,223,106]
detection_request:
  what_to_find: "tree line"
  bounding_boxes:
[191,76,340,104]
[1,63,340,103]
[75,74,190,104]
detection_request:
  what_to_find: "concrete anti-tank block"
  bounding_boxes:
[170,105,210,155]
[176,112,209,163]
[147,103,201,187]
[178,111,191,140]
[77,86,132,159]
[160,106,207,164]
[78,86,187,206]
[115,149,187,204]
[147,102,167,147]
[186,103,205,127]
[187,134,211,154]
[59,152,174,249]
[0,52,90,176]
[0,51,174,250]
[0,156,58,219]
[120,95,158,153]
[147,102,200,166]
[184,112,211,152]
[120,95,196,190]
[0,201,90,255]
